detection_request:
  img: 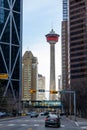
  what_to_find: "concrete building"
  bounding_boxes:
[45,29,59,100]
[0,0,22,111]
[22,51,38,101]
[69,0,87,86]
[61,0,69,89]
[68,0,87,116]
[37,74,45,100]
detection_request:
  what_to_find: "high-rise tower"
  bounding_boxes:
[45,29,59,100]
[69,0,87,116]
[0,0,22,111]
[61,0,69,89]
[22,51,38,101]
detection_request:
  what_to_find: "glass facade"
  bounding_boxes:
[61,0,68,89]
[0,0,22,112]
[63,0,68,20]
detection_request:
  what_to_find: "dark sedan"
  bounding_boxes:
[45,114,61,128]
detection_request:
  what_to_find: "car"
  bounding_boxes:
[45,114,61,128]
[39,112,44,116]
[0,112,12,117]
[44,111,49,116]
[30,112,38,118]
[26,112,32,116]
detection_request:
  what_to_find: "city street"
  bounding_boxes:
[0,116,87,130]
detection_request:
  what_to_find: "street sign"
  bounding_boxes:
[50,90,58,94]
[0,74,9,79]
[38,89,45,92]
[29,89,36,93]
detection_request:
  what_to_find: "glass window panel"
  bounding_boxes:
[0,9,9,35]
[0,18,10,43]
[13,12,20,39]
[12,19,19,45]
[1,44,9,70]
[0,0,9,9]
[13,0,20,12]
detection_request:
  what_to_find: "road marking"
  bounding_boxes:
[81,126,87,129]
[34,124,39,126]
[75,122,79,127]
[61,124,65,127]
[8,124,15,126]
[21,124,28,126]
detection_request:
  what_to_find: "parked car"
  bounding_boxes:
[45,114,61,128]
[30,112,38,118]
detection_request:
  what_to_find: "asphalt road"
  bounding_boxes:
[0,116,86,130]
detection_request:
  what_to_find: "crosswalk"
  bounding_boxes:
[75,121,87,130]
[0,119,47,127]
[0,123,66,128]
[0,123,40,127]
[0,123,65,127]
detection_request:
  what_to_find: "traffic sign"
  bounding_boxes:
[29,89,36,93]
[50,90,58,94]
[0,74,9,79]
[38,89,45,92]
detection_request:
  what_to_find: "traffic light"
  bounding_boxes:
[50,90,58,94]
[38,89,45,92]
[29,89,36,93]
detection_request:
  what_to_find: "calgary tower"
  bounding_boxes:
[45,29,59,100]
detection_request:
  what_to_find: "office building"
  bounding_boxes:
[0,0,22,111]
[61,0,69,89]
[22,51,38,101]
[69,0,87,116]
[69,0,87,86]
[37,74,45,100]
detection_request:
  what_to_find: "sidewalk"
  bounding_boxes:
[68,115,87,122]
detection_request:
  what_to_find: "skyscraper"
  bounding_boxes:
[22,51,38,101]
[0,0,22,111]
[69,0,87,86]
[61,0,68,89]
[69,0,87,116]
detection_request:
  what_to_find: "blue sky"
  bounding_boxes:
[23,0,62,97]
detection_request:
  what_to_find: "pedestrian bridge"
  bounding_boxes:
[22,100,62,109]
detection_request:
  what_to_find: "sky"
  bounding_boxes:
[23,0,62,98]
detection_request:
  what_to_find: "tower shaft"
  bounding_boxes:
[50,43,56,100]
